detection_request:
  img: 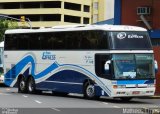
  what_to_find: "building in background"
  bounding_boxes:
[0,0,106,28]
[92,0,107,23]
[97,0,160,94]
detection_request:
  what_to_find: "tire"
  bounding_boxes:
[18,76,27,93]
[120,97,132,101]
[84,82,98,99]
[27,77,36,94]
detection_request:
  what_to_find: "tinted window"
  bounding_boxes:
[95,54,112,79]
[5,34,19,50]
[5,31,109,50]
[109,32,152,50]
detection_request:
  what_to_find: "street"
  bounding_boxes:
[0,85,159,114]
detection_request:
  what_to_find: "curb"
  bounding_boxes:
[138,96,160,99]
[149,96,160,99]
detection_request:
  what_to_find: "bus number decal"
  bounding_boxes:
[84,55,93,64]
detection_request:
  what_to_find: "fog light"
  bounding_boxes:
[116,92,126,94]
[146,91,154,93]
[113,85,126,89]
[113,85,118,89]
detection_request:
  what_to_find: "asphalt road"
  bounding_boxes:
[0,85,159,114]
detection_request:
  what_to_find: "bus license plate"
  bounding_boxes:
[132,91,140,95]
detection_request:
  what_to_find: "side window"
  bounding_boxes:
[79,31,109,50]
[38,32,67,50]
[28,33,41,50]
[99,31,109,49]
[80,31,91,49]
[40,33,51,50]
[18,34,29,50]
[5,31,109,50]
[5,34,18,50]
[65,32,76,49]
[53,32,66,49]
[95,54,112,79]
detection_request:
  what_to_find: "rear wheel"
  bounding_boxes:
[27,77,36,94]
[18,76,27,93]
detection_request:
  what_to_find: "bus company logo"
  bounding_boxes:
[42,51,56,60]
[128,34,144,39]
[117,32,127,40]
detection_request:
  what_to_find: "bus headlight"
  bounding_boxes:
[113,85,126,89]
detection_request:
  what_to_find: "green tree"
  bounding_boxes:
[0,19,18,42]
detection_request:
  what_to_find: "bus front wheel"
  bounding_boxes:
[27,77,36,94]
[84,82,98,99]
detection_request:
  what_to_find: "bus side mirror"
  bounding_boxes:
[104,60,111,74]
[154,60,158,74]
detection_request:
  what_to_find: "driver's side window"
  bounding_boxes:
[95,54,112,79]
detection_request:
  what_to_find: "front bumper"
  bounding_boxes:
[111,88,155,97]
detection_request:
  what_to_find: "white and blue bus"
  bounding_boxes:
[4,25,157,101]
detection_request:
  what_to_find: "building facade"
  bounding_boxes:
[92,0,107,23]
[0,0,106,28]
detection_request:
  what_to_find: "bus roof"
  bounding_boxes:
[5,24,147,34]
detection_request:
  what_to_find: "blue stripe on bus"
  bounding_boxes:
[117,80,154,85]
[46,70,88,83]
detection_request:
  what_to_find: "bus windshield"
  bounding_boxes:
[109,31,152,50]
[113,54,154,79]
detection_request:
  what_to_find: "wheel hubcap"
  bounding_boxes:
[86,85,95,97]
[29,79,34,92]
[20,80,25,90]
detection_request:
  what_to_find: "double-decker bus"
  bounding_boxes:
[4,24,157,101]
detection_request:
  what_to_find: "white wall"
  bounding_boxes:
[106,0,115,20]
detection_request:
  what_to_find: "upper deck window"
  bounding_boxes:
[109,31,152,50]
